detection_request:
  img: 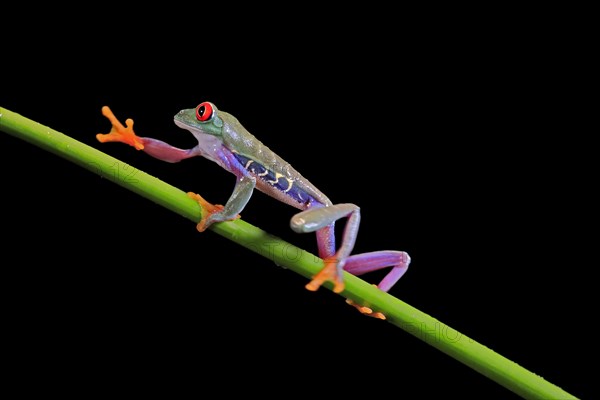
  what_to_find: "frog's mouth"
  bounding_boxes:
[173,118,192,131]
[174,119,210,141]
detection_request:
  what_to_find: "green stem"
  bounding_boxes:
[0,106,579,400]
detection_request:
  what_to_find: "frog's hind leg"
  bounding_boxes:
[291,203,411,299]
[343,251,411,292]
[343,251,411,319]
[291,203,361,294]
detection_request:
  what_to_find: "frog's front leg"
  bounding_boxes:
[190,174,255,232]
[97,106,203,162]
[96,106,239,230]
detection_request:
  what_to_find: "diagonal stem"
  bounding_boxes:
[0,106,579,400]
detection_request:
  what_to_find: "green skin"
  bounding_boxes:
[100,102,410,296]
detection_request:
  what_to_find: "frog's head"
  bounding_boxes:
[174,101,224,138]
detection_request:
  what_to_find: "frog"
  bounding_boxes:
[97,102,411,319]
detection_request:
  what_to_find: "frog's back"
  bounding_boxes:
[221,112,331,209]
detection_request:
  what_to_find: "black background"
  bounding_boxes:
[1,9,593,399]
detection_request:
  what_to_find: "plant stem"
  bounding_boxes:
[0,106,579,400]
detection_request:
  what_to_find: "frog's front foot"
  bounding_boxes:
[96,106,145,150]
[305,256,345,293]
[187,192,240,232]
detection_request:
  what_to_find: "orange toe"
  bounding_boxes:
[187,192,240,232]
[96,106,144,150]
[345,299,386,320]
[305,257,345,293]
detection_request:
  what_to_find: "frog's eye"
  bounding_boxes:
[196,102,214,122]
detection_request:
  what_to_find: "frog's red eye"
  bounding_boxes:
[196,102,213,121]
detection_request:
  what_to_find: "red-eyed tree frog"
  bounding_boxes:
[97,102,411,319]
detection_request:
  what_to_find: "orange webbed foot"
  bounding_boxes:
[346,298,386,320]
[305,256,345,293]
[96,106,145,150]
[187,192,240,232]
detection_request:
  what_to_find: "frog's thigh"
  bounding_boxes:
[290,204,359,233]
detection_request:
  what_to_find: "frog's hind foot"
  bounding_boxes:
[346,298,386,320]
[305,256,345,293]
